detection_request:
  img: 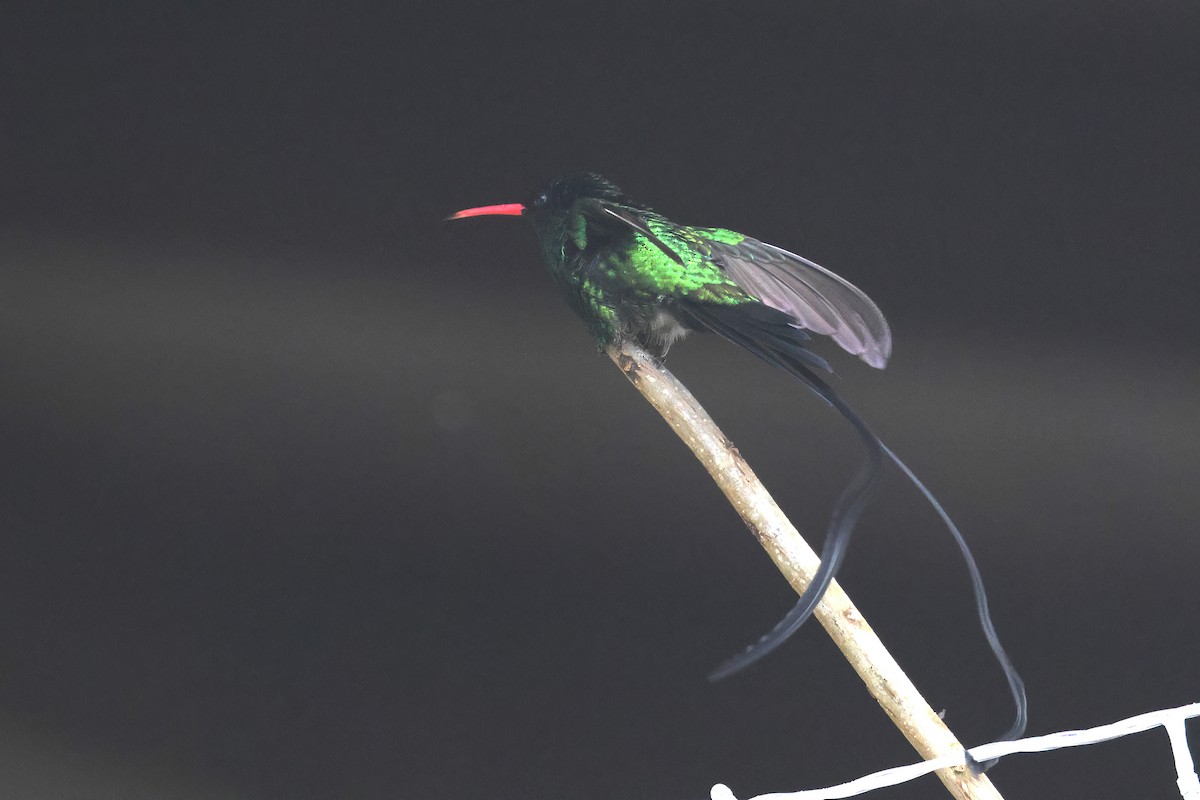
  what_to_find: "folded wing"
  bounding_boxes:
[700,233,892,369]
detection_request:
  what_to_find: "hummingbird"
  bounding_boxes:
[449,173,1027,749]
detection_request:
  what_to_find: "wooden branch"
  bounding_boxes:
[606,341,1004,800]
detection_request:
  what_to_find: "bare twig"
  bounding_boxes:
[606,341,1004,800]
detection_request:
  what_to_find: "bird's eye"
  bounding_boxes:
[534,192,548,207]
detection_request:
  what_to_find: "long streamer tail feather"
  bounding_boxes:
[882,443,1028,754]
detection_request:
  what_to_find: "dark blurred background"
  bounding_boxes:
[2,2,1199,798]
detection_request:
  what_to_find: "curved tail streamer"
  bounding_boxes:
[705,371,882,681]
[881,442,1028,763]
[681,301,1027,759]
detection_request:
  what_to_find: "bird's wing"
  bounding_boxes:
[696,230,892,369]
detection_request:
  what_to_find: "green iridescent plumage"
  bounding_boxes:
[601,224,751,307]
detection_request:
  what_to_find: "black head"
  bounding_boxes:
[448,173,633,224]
[448,173,643,262]
[524,173,630,216]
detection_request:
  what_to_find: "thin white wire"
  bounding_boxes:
[1166,716,1200,800]
[712,702,1200,800]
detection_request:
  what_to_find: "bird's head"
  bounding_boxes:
[448,173,632,236]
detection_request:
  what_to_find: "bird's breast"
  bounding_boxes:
[643,307,691,350]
